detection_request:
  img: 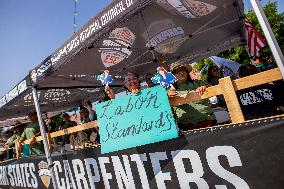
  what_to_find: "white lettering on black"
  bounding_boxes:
[172,150,209,188]
[130,154,150,189]
[206,146,250,189]
[111,155,136,189]
[29,163,38,188]
[72,159,90,189]
[84,158,101,189]
[149,152,171,189]
[239,89,273,105]
[54,161,66,189]
[98,157,112,189]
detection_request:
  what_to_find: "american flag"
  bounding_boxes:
[244,19,267,57]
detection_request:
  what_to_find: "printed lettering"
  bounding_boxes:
[149,152,171,189]
[111,156,136,189]
[25,163,31,188]
[72,159,89,189]
[84,158,101,189]
[98,157,113,189]
[206,146,250,189]
[8,165,14,186]
[20,164,27,187]
[63,160,77,189]
[172,150,209,189]
[54,161,66,189]
[29,163,38,188]
[130,154,150,189]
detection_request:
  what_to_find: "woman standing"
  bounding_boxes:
[168,62,216,131]
[105,72,141,98]
[207,65,223,86]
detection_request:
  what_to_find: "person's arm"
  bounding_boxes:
[194,80,208,96]
[167,85,178,98]
[15,131,26,159]
[104,86,115,99]
[18,130,26,145]
[5,137,13,148]
[195,86,207,96]
[29,125,41,146]
[85,105,95,121]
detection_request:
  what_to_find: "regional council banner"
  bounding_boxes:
[0,116,283,189]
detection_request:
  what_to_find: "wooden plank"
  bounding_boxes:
[234,68,282,90]
[219,77,245,123]
[169,85,222,107]
[170,68,282,107]
[47,133,52,151]
[169,91,201,107]
[0,122,99,152]
[49,121,98,139]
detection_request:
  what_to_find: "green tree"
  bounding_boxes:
[196,1,284,72]
[221,1,284,65]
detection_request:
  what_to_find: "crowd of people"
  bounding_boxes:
[1,61,283,161]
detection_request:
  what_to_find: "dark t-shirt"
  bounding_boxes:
[237,83,281,120]
[55,121,77,144]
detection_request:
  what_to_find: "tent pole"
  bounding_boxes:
[32,87,58,189]
[249,0,284,78]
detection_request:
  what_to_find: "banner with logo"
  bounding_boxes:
[0,116,283,189]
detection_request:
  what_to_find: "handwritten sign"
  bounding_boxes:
[96,86,178,154]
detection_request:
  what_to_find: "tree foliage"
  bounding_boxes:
[196,1,284,73]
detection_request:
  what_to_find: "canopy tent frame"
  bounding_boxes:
[32,87,58,189]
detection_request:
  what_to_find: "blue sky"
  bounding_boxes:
[0,0,283,98]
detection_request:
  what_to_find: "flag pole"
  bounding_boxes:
[249,0,284,78]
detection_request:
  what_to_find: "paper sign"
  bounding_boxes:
[96,85,178,154]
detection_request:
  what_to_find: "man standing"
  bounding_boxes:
[4,121,25,159]
[55,113,77,145]
[168,62,216,131]
[17,112,44,157]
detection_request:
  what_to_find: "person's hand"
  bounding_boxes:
[195,86,207,96]
[167,86,178,97]
[104,85,115,99]
[131,88,140,95]
[81,99,89,107]
[4,144,8,150]
[45,118,51,125]
[14,141,21,159]
[29,136,37,146]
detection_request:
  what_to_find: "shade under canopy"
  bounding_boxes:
[0,0,245,121]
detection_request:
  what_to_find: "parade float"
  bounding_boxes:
[0,0,283,188]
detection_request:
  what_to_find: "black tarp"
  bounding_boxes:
[0,116,283,189]
[0,0,245,121]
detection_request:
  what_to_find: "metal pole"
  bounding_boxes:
[249,0,284,78]
[32,87,58,189]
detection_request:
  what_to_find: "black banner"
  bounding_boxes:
[0,116,283,189]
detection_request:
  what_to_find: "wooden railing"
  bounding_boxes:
[1,68,282,152]
[169,68,282,123]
